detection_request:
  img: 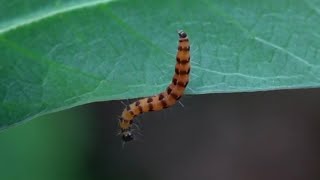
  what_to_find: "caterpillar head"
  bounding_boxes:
[177,30,187,38]
[121,129,134,142]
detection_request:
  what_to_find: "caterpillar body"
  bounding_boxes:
[119,30,190,142]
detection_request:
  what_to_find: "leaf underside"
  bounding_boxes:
[1,0,320,129]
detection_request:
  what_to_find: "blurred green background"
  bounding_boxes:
[0,90,320,180]
[0,106,92,180]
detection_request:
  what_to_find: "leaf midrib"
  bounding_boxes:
[0,0,115,35]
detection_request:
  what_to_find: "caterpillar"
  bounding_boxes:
[119,30,190,142]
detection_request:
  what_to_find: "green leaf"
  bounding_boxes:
[1,0,320,129]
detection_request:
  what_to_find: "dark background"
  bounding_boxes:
[1,89,320,180]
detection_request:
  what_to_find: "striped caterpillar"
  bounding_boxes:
[119,30,190,142]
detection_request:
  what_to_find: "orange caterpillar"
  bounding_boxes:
[119,30,190,142]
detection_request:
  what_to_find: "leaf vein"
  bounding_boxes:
[254,36,316,68]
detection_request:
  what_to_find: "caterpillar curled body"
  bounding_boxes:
[119,30,190,142]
